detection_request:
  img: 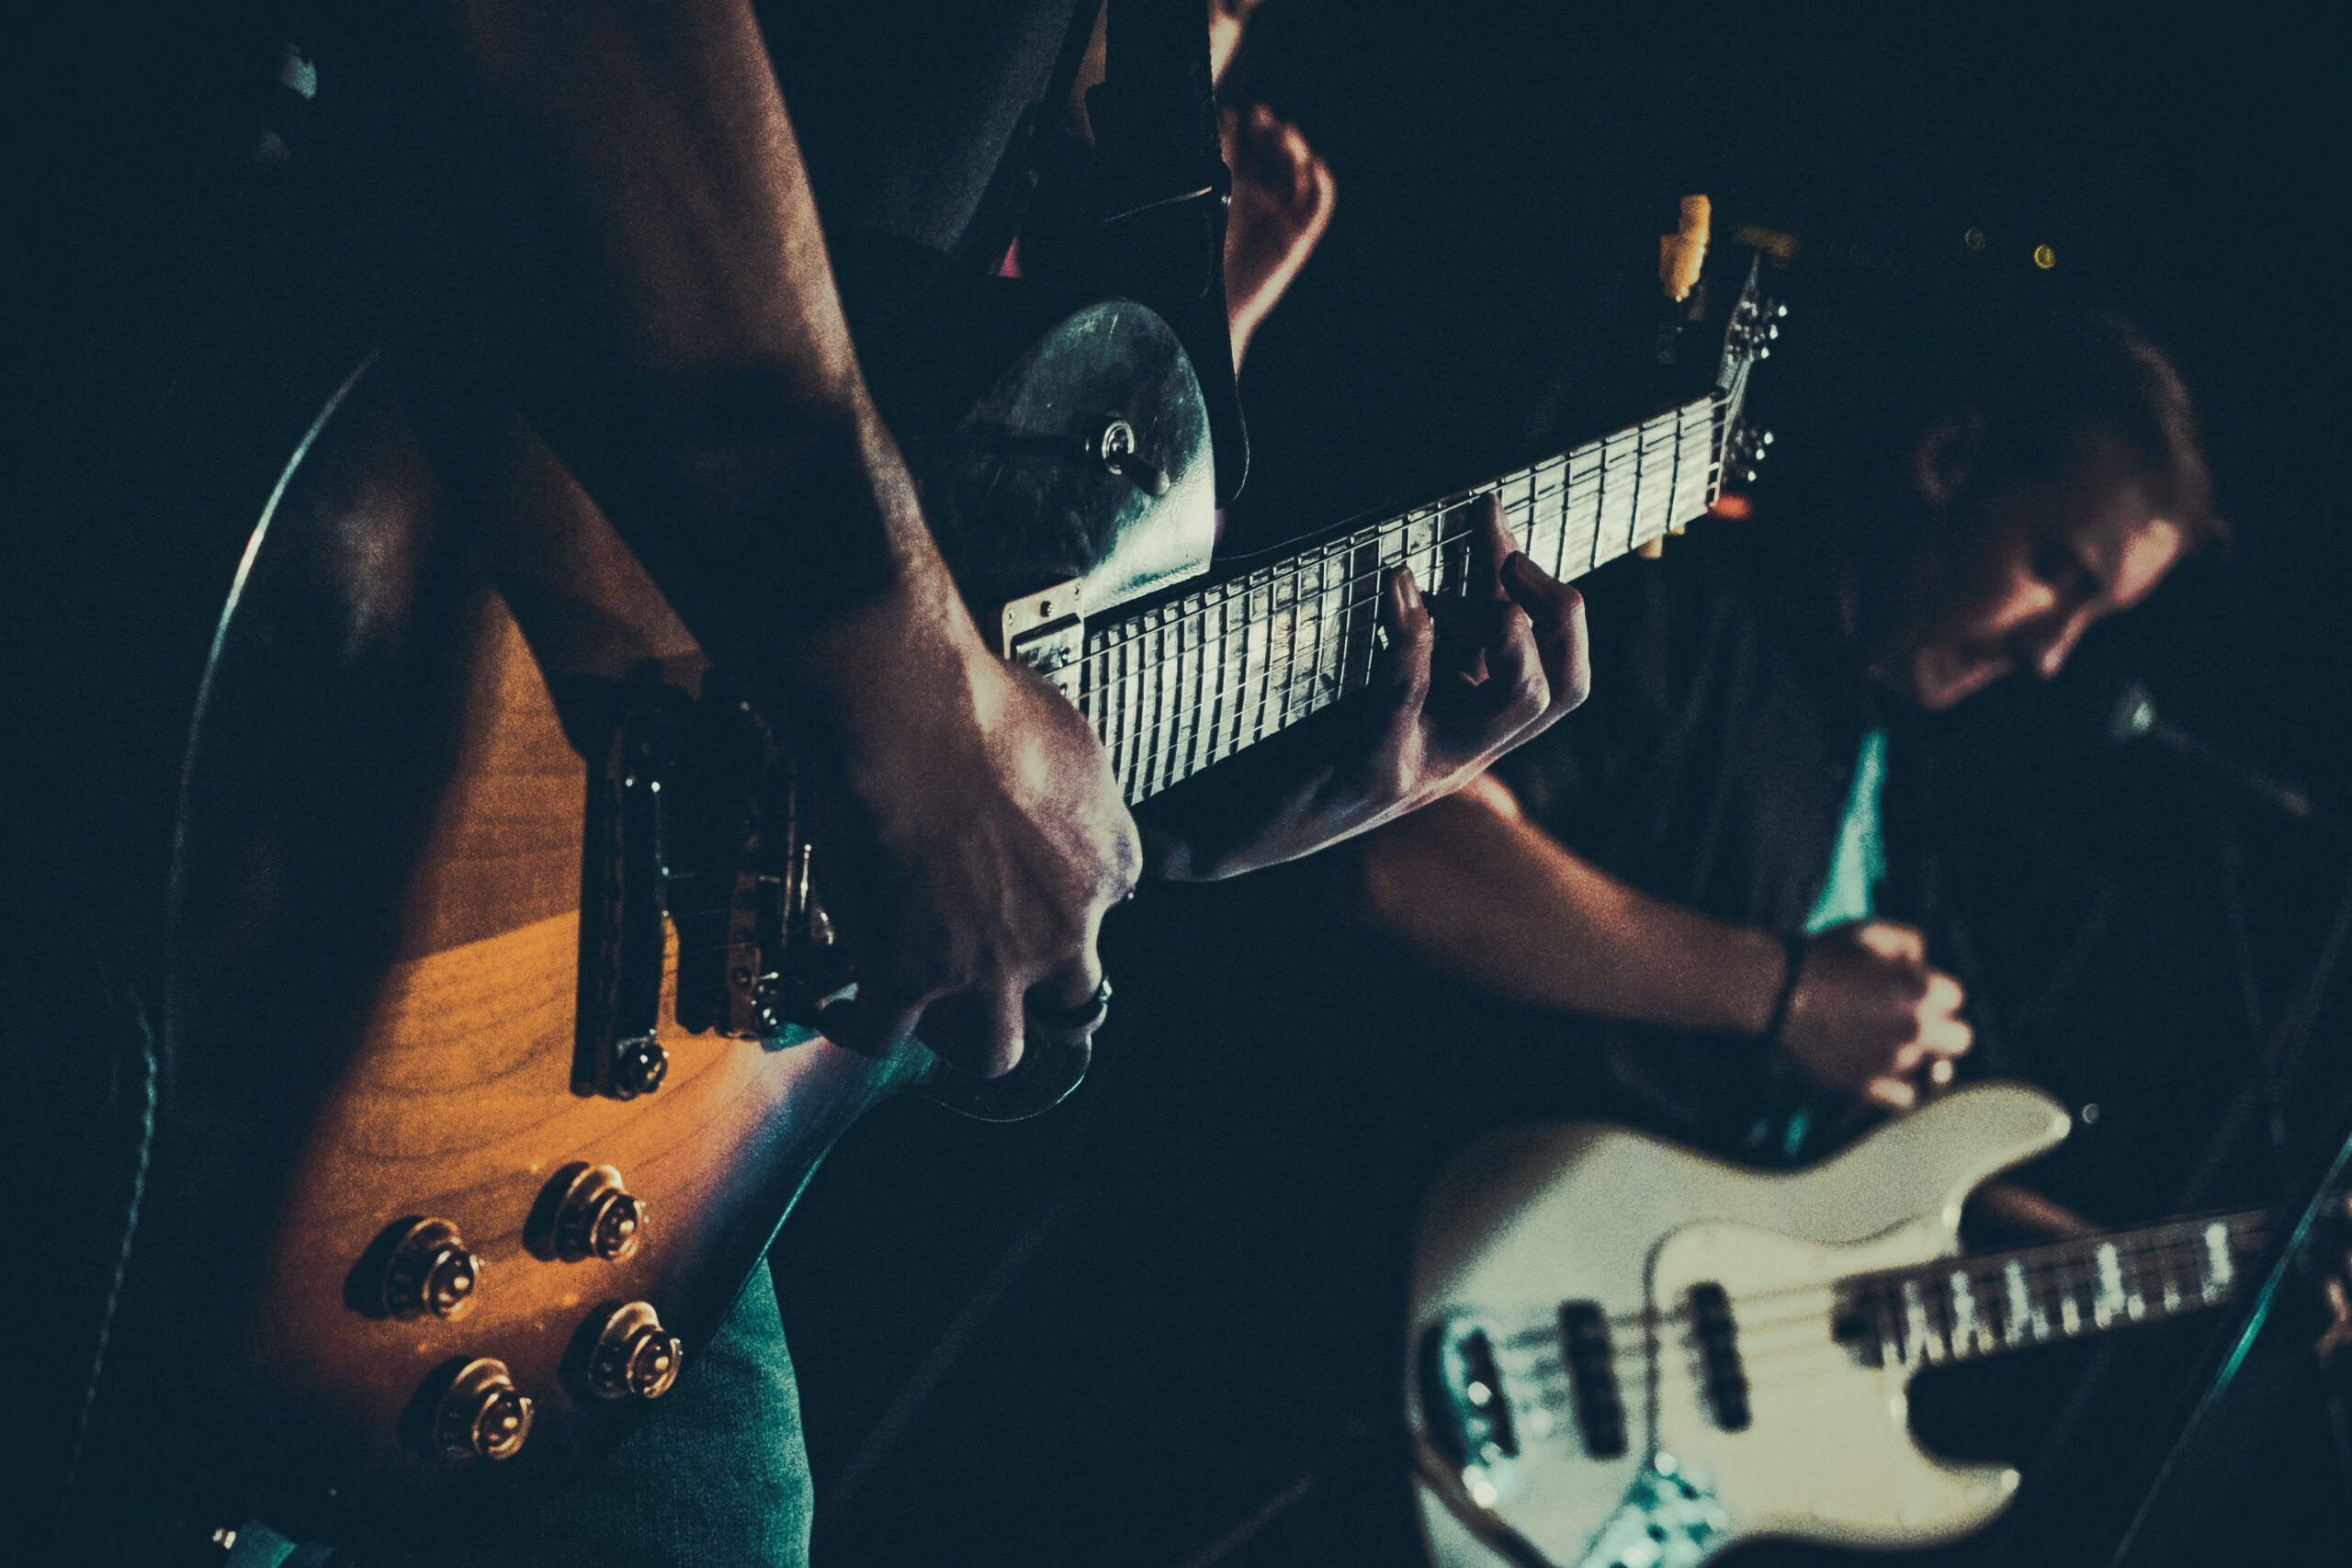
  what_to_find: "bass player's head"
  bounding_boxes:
[1787,305,2224,710]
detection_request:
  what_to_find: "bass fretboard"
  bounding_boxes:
[1834,1208,2272,1371]
[1077,393,1729,805]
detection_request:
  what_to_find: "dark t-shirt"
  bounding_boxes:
[1489,509,1930,1150]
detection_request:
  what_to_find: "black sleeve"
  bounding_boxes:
[1493,550,1687,849]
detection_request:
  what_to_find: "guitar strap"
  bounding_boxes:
[1081,0,1250,505]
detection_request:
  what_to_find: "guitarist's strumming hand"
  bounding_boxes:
[1140,493,1590,880]
[1778,921,1973,1110]
[414,0,1143,1079]
[763,414,1141,1081]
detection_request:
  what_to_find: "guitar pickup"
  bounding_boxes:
[1559,1300,1628,1458]
[1418,1316,1521,1507]
[1687,1281,1752,1432]
[1000,579,1084,699]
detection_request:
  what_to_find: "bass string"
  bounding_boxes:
[1499,1267,2245,1406]
[1490,1224,2268,1354]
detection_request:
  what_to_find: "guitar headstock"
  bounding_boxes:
[1715,257,1785,490]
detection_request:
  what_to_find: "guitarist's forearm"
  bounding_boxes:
[1352,778,1787,1036]
[396,0,973,681]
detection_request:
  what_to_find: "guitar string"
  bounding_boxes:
[585,419,1715,897]
[1084,497,1703,770]
[1084,493,1701,795]
[615,416,1714,831]
[1077,446,1706,728]
[1075,406,1713,720]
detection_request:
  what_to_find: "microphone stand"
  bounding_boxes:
[2092,679,2352,1563]
[2097,1063,2352,1566]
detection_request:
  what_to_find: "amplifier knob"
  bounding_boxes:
[540,1164,650,1263]
[585,1301,684,1401]
[434,1358,534,1461]
[380,1218,483,1320]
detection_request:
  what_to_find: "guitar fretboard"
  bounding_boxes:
[1833,1209,2271,1371]
[1077,394,1727,805]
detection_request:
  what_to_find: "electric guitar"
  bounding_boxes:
[123,261,1776,1550]
[1406,1083,2301,1568]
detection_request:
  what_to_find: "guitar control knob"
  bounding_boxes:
[434,1358,534,1461]
[381,1218,483,1320]
[612,1035,669,1098]
[542,1164,650,1262]
[585,1301,684,1401]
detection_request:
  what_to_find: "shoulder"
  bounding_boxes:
[1495,509,1833,824]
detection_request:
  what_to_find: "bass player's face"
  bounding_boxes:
[1871,425,2187,711]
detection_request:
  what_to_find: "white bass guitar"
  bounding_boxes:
[1406,1083,2286,1567]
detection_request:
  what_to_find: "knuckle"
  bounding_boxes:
[1556,660,1593,711]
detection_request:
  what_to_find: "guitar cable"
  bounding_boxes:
[51,897,160,1559]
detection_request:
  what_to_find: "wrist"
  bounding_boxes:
[1758,933,1812,1048]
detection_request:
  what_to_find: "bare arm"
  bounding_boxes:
[1353,775,1972,1102]
[389,1,1139,1072]
[1355,775,1790,1029]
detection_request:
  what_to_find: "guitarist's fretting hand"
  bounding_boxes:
[1141,494,1590,880]
[1779,921,1973,1110]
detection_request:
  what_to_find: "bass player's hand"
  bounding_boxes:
[1137,493,1589,880]
[1780,921,1973,1109]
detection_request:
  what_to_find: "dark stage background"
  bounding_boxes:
[773,4,2352,1566]
[9,3,2346,1566]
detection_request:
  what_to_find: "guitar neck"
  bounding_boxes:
[1835,1208,2273,1371]
[1076,392,1729,806]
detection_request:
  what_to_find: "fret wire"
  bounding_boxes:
[1084,495,1532,715]
[1090,570,1495,786]
[1460,1211,2270,1358]
[1623,424,1645,563]
[1203,582,1229,771]
[1079,398,1725,784]
[1138,607,1163,798]
[1173,602,1194,789]
[1154,602,1179,792]
[1849,1216,2271,1365]
[1148,604,1173,798]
